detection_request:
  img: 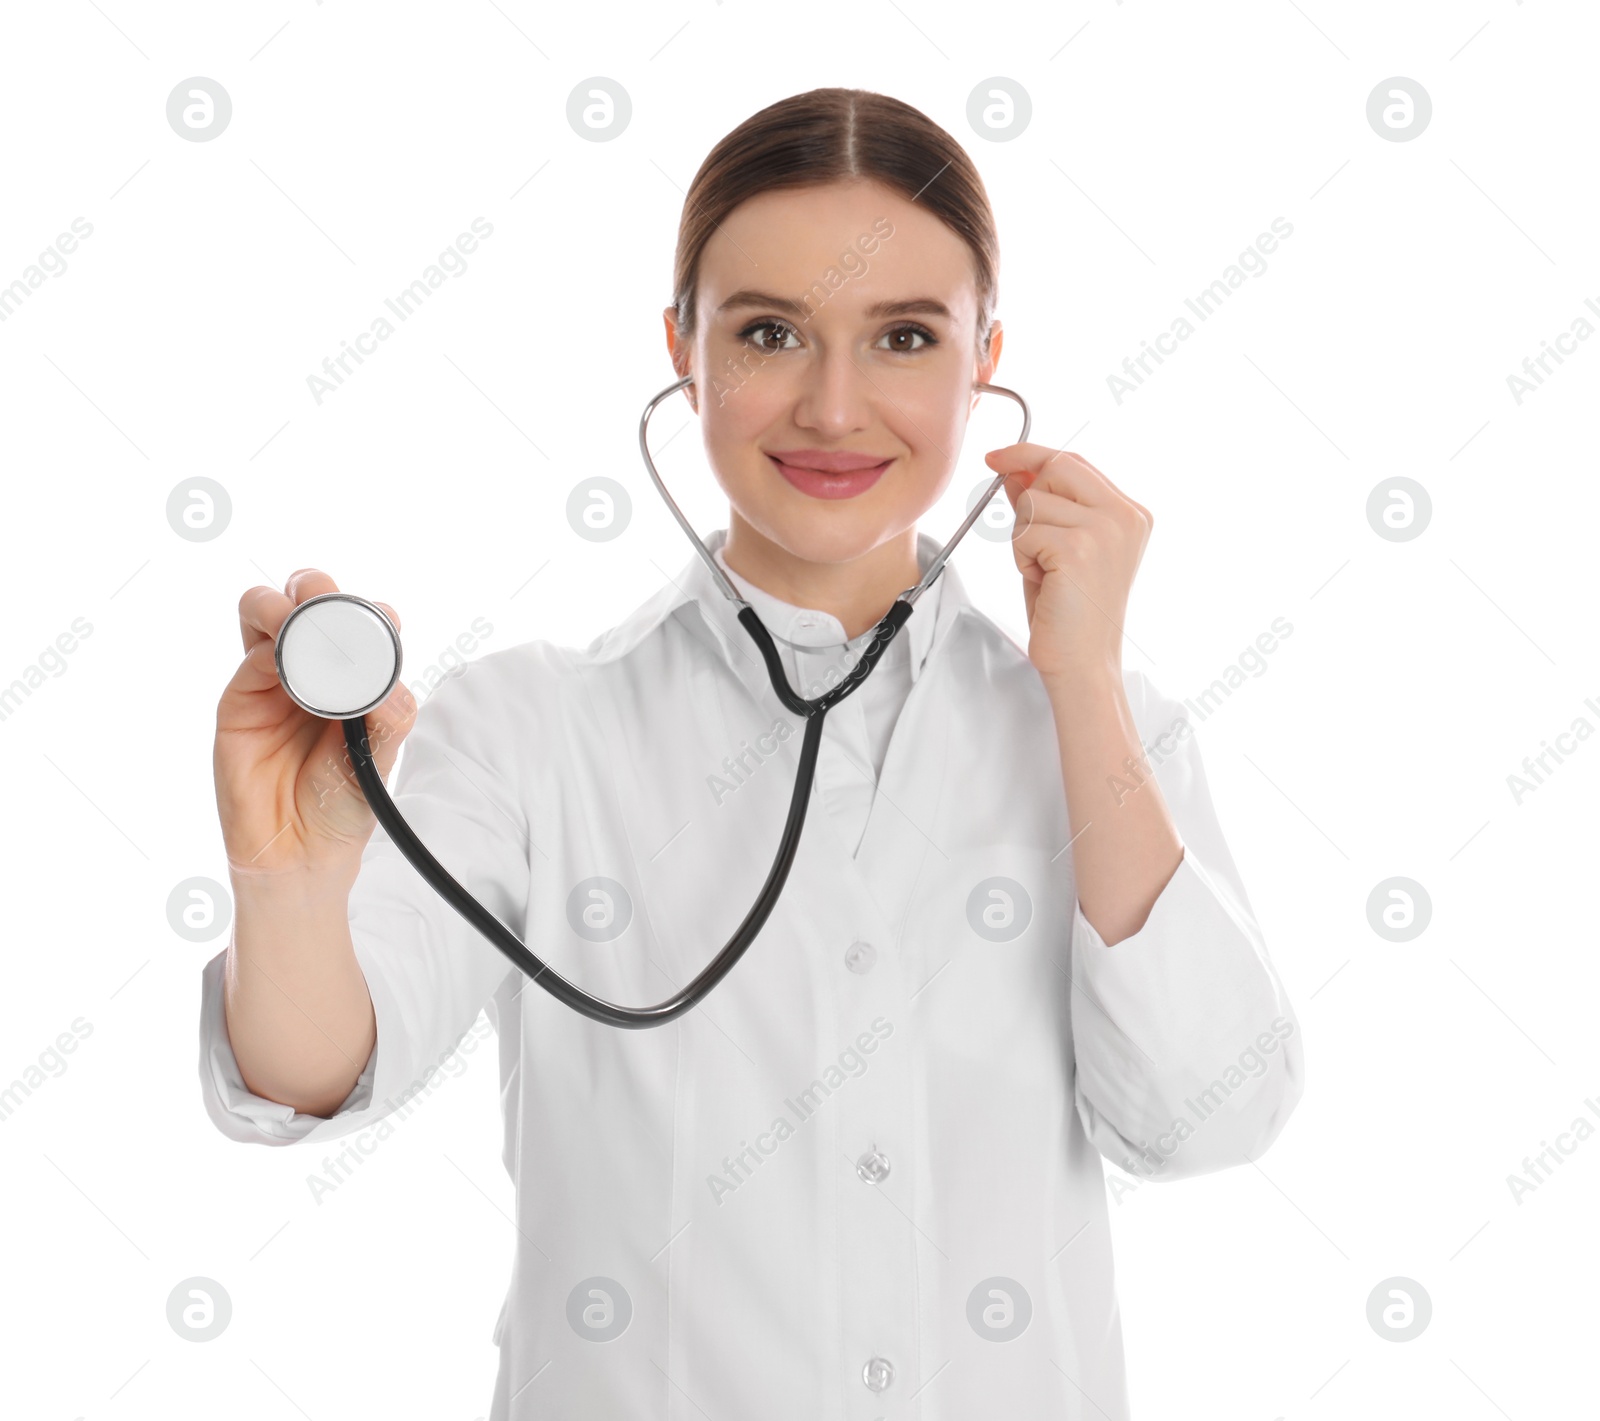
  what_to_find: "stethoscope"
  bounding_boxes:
[273,374,1030,1029]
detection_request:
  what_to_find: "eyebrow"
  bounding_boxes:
[714,288,953,322]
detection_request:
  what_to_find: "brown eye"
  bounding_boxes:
[739,320,799,354]
[878,323,938,354]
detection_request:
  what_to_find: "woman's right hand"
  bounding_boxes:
[215,568,418,882]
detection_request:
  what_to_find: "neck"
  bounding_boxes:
[721,512,921,641]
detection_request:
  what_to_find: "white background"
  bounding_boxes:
[1,1,1596,1417]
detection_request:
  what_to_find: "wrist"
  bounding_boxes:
[1039,657,1123,704]
[227,858,358,908]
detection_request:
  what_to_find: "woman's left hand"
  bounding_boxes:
[982,443,1153,688]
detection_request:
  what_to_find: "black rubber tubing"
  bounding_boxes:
[341,596,917,1029]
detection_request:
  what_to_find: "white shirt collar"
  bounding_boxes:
[583,524,1000,706]
[710,529,943,687]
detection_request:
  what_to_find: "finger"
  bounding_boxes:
[1062,451,1144,523]
[241,568,339,659]
[373,600,402,634]
[1011,489,1100,531]
[1009,514,1074,588]
[239,585,292,653]
[1043,450,1146,524]
[229,635,293,696]
[1011,486,1100,547]
[1009,518,1122,618]
[363,682,420,779]
[284,567,340,606]
[986,444,1111,508]
[1008,483,1100,539]
[1003,448,1152,533]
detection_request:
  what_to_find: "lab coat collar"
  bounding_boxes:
[708,528,943,687]
[684,526,966,692]
[586,525,988,698]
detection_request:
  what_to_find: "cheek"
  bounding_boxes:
[703,402,763,460]
[900,393,967,465]
[699,398,777,497]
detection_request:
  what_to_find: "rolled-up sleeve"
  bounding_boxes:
[198,648,546,1146]
[1069,669,1306,1182]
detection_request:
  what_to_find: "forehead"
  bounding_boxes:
[696,179,978,320]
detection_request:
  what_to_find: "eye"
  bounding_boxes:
[877,322,939,354]
[735,318,941,356]
[737,319,801,354]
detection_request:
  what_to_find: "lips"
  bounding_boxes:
[765,449,893,474]
[767,453,892,501]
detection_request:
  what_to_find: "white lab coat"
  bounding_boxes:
[199,524,1305,1419]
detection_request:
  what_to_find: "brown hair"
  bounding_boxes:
[671,87,1000,362]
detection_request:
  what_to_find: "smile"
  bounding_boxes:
[767,454,893,501]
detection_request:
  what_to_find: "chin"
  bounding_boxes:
[752,503,910,564]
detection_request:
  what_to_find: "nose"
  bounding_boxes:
[787,349,878,438]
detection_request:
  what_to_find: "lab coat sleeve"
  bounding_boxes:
[1068,668,1305,1182]
[197,646,545,1146]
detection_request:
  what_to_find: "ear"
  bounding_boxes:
[970,318,1004,414]
[662,306,698,413]
[979,318,1004,385]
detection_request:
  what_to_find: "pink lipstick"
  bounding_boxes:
[766,449,893,501]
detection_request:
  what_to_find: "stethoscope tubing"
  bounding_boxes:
[343,374,1030,1027]
[344,709,827,1028]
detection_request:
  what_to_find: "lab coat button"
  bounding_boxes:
[855,1149,891,1184]
[862,1356,894,1391]
[844,940,877,974]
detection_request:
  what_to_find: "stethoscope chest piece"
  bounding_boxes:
[274,592,403,720]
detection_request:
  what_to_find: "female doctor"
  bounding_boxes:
[203,87,1304,1420]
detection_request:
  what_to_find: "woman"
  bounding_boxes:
[204,87,1304,1419]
